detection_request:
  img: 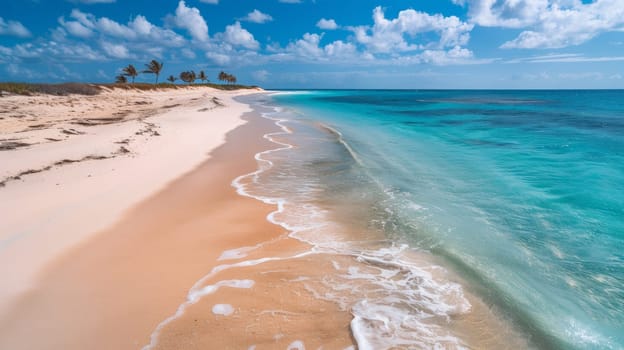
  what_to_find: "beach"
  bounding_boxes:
[1,88,621,349]
[0,86,251,314]
[0,86,325,349]
[0,86,368,349]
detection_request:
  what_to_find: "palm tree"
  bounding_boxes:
[166,75,177,84]
[222,73,236,84]
[122,64,138,84]
[218,71,227,83]
[180,71,196,84]
[199,70,208,84]
[143,60,164,84]
[115,75,127,84]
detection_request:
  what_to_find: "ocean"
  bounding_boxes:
[237,90,623,350]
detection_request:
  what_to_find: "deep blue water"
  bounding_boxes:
[269,90,624,349]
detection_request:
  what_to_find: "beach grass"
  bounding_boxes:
[0,82,259,96]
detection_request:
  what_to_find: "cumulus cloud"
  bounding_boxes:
[0,41,101,63]
[0,18,32,38]
[323,40,358,57]
[58,9,185,47]
[100,41,131,59]
[419,45,474,64]
[221,21,260,50]
[456,0,624,49]
[274,32,359,62]
[316,18,338,30]
[3,7,186,63]
[351,6,473,53]
[168,0,209,42]
[206,52,231,66]
[59,16,93,38]
[243,9,273,24]
[454,0,546,28]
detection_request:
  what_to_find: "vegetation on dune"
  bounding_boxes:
[199,70,208,83]
[114,60,240,88]
[0,82,101,96]
[0,60,256,96]
[0,82,258,96]
[180,70,197,84]
[218,71,237,84]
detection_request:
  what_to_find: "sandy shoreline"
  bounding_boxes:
[0,88,357,349]
[0,87,256,340]
[0,87,533,349]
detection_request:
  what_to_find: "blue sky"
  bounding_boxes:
[1,0,623,88]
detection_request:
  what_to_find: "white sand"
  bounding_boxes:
[0,86,259,317]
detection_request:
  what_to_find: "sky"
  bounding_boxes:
[1,0,623,89]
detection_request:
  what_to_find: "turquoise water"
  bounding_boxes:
[256,90,624,349]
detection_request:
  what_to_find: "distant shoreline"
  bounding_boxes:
[0,82,261,96]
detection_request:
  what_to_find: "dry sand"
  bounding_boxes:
[0,87,252,324]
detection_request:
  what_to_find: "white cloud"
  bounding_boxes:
[6,63,36,78]
[100,41,131,59]
[558,72,604,80]
[352,6,473,54]
[97,17,135,38]
[1,41,101,62]
[287,33,324,57]
[279,0,302,3]
[323,40,357,57]
[507,53,624,63]
[3,6,190,64]
[419,45,474,65]
[169,0,209,42]
[222,22,259,50]
[206,52,231,66]
[200,0,219,3]
[0,17,31,38]
[181,48,196,59]
[456,0,547,28]
[58,9,186,47]
[457,0,624,49]
[275,32,360,62]
[59,17,93,38]
[243,9,273,24]
[316,18,338,30]
[252,70,270,82]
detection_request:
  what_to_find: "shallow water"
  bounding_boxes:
[236,90,624,349]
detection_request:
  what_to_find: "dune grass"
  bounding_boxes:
[0,82,101,96]
[0,82,259,96]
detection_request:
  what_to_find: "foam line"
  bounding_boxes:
[142,250,314,350]
[142,104,320,350]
